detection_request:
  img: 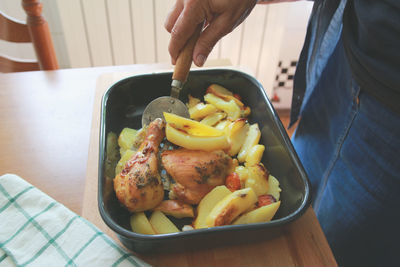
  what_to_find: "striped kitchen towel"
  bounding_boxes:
[0,174,150,267]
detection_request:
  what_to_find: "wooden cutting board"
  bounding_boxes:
[82,70,337,267]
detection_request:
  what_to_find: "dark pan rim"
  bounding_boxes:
[97,68,311,241]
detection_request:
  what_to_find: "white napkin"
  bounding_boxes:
[0,174,150,267]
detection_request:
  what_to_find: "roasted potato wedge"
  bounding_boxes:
[240,106,251,118]
[266,175,282,201]
[164,112,224,137]
[149,211,180,234]
[115,149,135,176]
[214,119,231,131]
[206,187,258,227]
[245,164,269,196]
[187,94,201,109]
[237,123,261,162]
[200,112,227,126]
[233,201,281,225]
[204,93,241,120]
[206,84,244,107]
[235,165,250,188]
[130,212,156,235]
[227,119,250,156]
[105,132,119,179]
[189,103,218,120]
[194,185,232,229]
[245,144,265,166]
[118,127,138,155]
[165,124,229,151]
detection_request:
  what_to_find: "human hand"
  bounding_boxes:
[165,0,257,67]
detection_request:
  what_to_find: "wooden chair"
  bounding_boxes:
[0,0,58,72]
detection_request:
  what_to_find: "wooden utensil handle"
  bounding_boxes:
[172,23,203,82]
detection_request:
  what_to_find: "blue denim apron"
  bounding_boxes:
[290,0,400,266]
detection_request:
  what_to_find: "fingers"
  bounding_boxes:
[192,15,232,66]
[168,3,206,64]
[164,0,184,33]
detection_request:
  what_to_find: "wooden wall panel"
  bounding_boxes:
[130,0,156,63]
[57,0,91,68]
[207,40,221,61]
[257,4,288,96]
[239,5,267,74]
[106,0,135,65]
[154,0,175,63]
[81,0,113,66]
[220,24,244,66]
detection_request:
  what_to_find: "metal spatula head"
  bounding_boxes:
[141,96,189,127]
[141,24,202,127]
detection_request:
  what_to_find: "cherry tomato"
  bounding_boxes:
[225,172,241,192]
[257,194,276,207]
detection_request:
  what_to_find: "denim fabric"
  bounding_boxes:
[290,0,347,126]
[292,36,400,266]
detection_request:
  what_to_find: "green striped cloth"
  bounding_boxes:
[0,174,150,267]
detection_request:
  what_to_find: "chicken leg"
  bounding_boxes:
[114,118,165,212]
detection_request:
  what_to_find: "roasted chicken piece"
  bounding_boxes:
[161,149,233,204]
[114,118,165,212]
[153,200,194,218]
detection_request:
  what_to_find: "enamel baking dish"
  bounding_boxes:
[98,69,311,253]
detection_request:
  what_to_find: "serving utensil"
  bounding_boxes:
[141,24,203,127]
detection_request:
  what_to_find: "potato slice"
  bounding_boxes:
[165,124,229,151]
[164,112,223,137]
[237,123,261,162]
[227,119,249,156]
[207,84,234,96]
[153,200,194,219]
[235,165,250,188]
[233,201,281,225]
[118,128,138,155]
[187,94,201,109]
[149,211,180,234]
[214,120,231,131]
[206,187,258,227]
[204,93,241,120]
[245,164,269,196]
[245,144,265,166]
[105,132,119,179]
[194,185,232,229]
[200,112,227,126]
[130,212,156,235]
[206,84,244,107]
[189,103,218,120]
[240,106,251,118]
[115,149,135,176]
[266,175,282,201]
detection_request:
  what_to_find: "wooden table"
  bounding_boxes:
[0,65,337,266]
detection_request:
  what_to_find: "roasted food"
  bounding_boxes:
[113,118,165,212]
[111,84,283,234]
[153,200,194,218]
[161,149,234,204]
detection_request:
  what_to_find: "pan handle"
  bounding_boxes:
[172,23,203,83]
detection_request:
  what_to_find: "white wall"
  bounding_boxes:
[0,1,313,104]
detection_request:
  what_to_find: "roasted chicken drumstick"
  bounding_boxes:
[114,118,165,212]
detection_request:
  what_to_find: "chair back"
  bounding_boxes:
[0,0,58,72]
